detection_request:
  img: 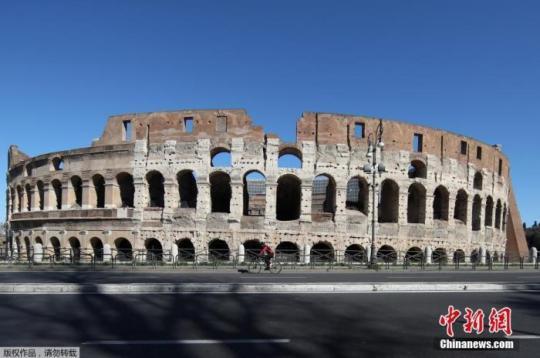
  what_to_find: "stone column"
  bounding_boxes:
[104,178,118,209]
[334,183,347,228]
[229,178,243,222]
[81,179,94,209]
[103,243,112,263]
[43,182,54,210]
[133,176,146,208]
[425,192,434,226]
[304,243,311,264]
[62,180,72,210]
[465,195,473,231]
[30,186,39,211]
[33,243,43,263]
[238,243,245,264]
[425,246,432,265]
[20,188,28,212]
[300,181,312,223]
[480,246,487,265]
[163,179,177,210]
[264,181,277,225]
[196,176,210,220]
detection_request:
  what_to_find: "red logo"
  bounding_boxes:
[439,306,512,337]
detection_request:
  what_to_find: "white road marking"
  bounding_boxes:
[83,338,291,345]
[512,335,540,339]
[240,276,307,279]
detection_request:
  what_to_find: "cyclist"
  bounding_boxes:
[258,242,274,270]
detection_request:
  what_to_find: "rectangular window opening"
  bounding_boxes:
[122,120,132,141]
[184,117,193,133]
[498,159,502,176]
[476,146,482,160]
[354,122,365,138]
[460,141,468,155]
[413,133,423,152]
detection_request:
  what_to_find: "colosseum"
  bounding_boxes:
[6,109,528,265]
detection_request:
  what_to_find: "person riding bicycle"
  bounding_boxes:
[258,242,274,270]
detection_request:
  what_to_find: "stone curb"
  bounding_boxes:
[1,282,540,294]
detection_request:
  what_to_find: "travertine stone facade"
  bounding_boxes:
[6,109,528,262]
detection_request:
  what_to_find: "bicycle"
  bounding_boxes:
[247,255,282,274]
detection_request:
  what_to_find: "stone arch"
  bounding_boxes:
[24,237,31,258]
[485,196,494,227]
[453,189,468,224]
[345,244,365,262]
[275,241,300,262]
[50,237,61,260]
[376,245,397,263]
[145,238,163,261]
[407,183,426,224]
[502,204,507,231]
[310,241,334,262]
[433,185,449,221]
[472,195,482,231]
[495,199,502,229]
[51,179,62,210]
[453,249,465,263]
[176,238,195,260]
[70,175,83,207]
[432,248,447,263]
[116,172,135,208]
[408,160,427,179]
[312,174,336,222]
[405,246,424,262]
[146,170,165,208]
[470,249,479,264]
[473,171,483,190]
[90,237,103,262]
[379,179,399,223]
[16,185,23,212]
[243,239,263,260]
[51,157,64,171]
[278,147,302,168]
[68,237,81,262]
[36,181,44,210]
[92,174,105,208]
[208,239,230,261]
[276,174,301,221]
[9,187,15,213]
[114,238,133,261]
[35,237,43,245]
[345,176,368,215]
[14,237,21,259]
[243,171,266,216]
[211,147,231,167]
[210,171,231,213]
[177,170,198,208]
[25,184,32,211]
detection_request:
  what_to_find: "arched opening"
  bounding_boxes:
[454,189,468,224]
[208,239,230,261]
[116,172,135,208]
[210,171,231,213]
[25,184,32,211]
[379,179,399,223]
[145,238,163,262]
[146,171,165,208]
[408,160,427,179]
[407,183,426,224]
[472,195,482,231]
[176,238,195,260]
[275,241,300,262]
[243,171,266,216]
[470,249,479,264]
[432,248,447,264]
[51,180,62,210]
[92,174,105,208]
[211,148,231,167]
[502,204,507,231]
[90,237,103,262]
[35,237,43,245]
[115,238,133,261]
[310,242,334,262]
[276,174,301,221]
[52,157,64,171]
[345,244,365,262]
[278,148,302,168]
[9,187,15,213]
[36,181,44,210]
[377,245,397,263]
[68,237,81,262]
[453,249,465,263]
[243,239,263,260]
[485,196,494,227]
[70,176,82,207]
[177,170,198,208]
[433,185,449,221]
[16,186,23,212]
[346,176,368,214]
[311,174,336,222]
[24,237,31,258]
[14,238,21,259]
[495,199,502,229]
[50,237,61,261]
[473,172,483,190]
[405,247,424,263]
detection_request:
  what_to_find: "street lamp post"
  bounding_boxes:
[363,119,385,268]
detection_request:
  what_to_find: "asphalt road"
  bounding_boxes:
[0,270,538,284]
[0,291,538,357]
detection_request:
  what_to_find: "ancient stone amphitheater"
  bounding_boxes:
[6,109,528,264]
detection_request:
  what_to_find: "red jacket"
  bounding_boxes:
[259,245,274,256]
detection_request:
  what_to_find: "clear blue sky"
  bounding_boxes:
[1,0,538,225]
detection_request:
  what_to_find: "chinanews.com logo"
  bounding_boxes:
[436,306,518,351]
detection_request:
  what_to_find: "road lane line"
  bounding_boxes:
[83,338,291,345]
[512,335,540,339]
